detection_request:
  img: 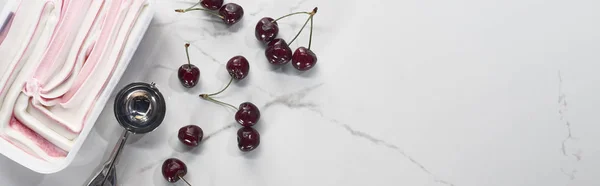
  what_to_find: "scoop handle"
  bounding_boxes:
[85,130,130,186]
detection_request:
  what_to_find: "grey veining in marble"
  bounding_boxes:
[1,0,600,186]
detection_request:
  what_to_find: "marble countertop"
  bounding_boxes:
[1,0,600,185]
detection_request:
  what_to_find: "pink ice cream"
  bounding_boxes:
[0,0,149,161]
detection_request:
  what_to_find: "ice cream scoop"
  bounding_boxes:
[86,82,166,186]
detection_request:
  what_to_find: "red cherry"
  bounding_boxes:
[235,102,260,127]
[265,38,292,65]
[292,47,317,71]
[178,125,204,147]
[255,17,279,44]
[178,65,200,88]
[200,0,223,10]
[237,127,260,152]
[226,56,250,80]
[162,158,188,183]
[218,3,244,25]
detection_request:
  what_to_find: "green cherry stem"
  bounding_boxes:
[288,16,312,46]
[205,76,233,97]
[178,176,192,186]
[271,12,311,23]
[199,76,237,110]
[186,2,200,10]
[184,43,191,67]
[288,7,318,46]
[200,94,237,110]
[308,15,314,50]
[175,8,224,19]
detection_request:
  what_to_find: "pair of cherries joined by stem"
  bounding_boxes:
[256,7,318,71]
[176,43,253,88]
[175,0,244,25]
[195,55,260,152]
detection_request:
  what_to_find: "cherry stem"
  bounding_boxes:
[200,94,237,111]
[205,76,233,97]
[175,8,224,19]
[288,7,317,46]
[271,12,310,23]
[198,76,236,110]
[179,176,192,186]
[184,43,191,66]
[308,15,314,50]
[186,2,200,10]
[288,16,313,46]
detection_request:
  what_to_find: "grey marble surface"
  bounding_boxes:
[1,0,600,185]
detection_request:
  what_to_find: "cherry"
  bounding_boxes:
[265,38,292,65]
[226,56,250,80]
[255,17,279,44]
[178,125,204,147]
[178,43,200,88]
[292,47,317,71]
[235,102,260,127]
[200,0,223,10]
[162,158,192,186]
[237,127,260,152]
[219,3,244,25]
[178,65,200,88]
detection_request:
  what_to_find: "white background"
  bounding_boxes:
[0,0,599,185]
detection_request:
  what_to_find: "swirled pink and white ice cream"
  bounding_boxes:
[0,0,149,161]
